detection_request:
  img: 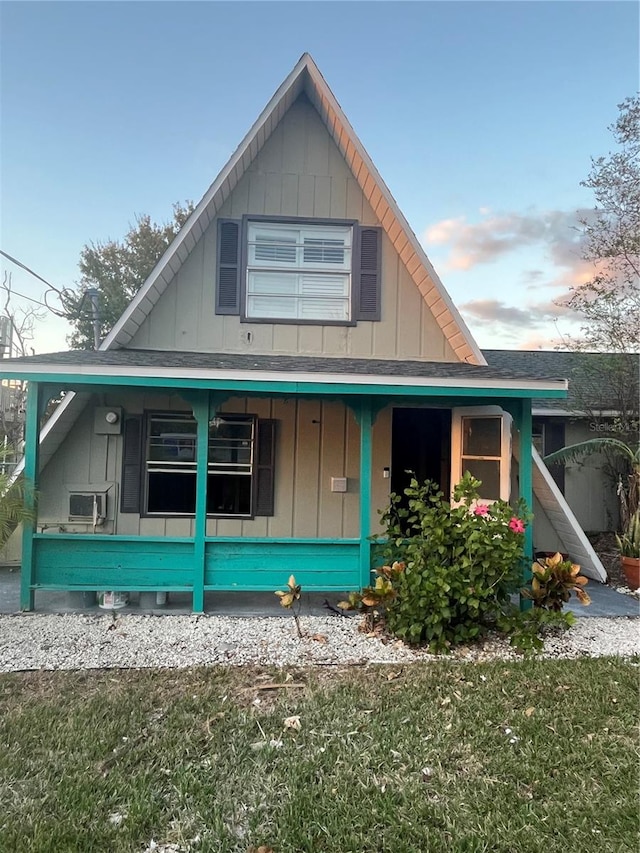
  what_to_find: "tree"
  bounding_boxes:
[554,97,640,530]
[0,272,44,471]
[62,202,194,349]
[566,94,639,352]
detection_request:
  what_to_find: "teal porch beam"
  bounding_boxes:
[356,398,373,590]
[0,371,569,400]
[517,398,534,611]
[190,392,210,613]
[20,381,40,611]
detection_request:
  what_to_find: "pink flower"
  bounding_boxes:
[473,504,489,516]
[509,517,525,534]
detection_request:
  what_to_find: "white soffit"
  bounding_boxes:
[101,53,484,365]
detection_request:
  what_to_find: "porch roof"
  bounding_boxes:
[2,348,567,398]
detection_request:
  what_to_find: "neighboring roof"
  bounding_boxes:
[1,349,567,395]
[99,53,484,365]
[484,350,639,413]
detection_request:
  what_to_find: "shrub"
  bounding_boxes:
[522,552,591,610]
[370,472,529,652]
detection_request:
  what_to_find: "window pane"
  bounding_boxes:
[148,419,196,463]
[462,417,501,457]
[147,471,196,513]
[247,295,298,318]
[247,271,298,295]
[461,459,501,500]
[208,419,253,469]
[299,298,350,321]
[207,474,252,515]
[303,238,345,265]
[299,274,349,297]
[249,226,298,266]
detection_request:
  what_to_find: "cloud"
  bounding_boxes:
[460,297,576,329]
[514,333,570,351]
[423,208,594,287]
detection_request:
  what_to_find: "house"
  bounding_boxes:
[0,54,607,612]
[485,350,639,534]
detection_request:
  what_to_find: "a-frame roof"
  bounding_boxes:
[101,53,485,365]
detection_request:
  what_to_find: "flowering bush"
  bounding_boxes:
[374,472,529,652]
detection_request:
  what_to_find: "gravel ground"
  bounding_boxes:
[0,612,638,672]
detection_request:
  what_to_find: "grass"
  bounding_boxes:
[0,659,638,853]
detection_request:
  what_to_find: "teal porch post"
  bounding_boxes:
[357,397,373,589]
[517,399,534,610]
[20,381,41,611]
[191,392,210,613]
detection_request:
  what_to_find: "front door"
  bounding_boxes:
[391,408,452,502]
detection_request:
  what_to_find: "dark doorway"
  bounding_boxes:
[391,408,452,503]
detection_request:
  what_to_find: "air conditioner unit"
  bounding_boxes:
[69,492,105,522]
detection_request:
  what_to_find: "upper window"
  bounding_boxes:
[215,218,382,323]
[246,222,352,322]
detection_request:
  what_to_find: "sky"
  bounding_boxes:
[1,0,638,354]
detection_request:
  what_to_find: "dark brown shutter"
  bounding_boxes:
[216,219,241,315]
[354,226,381,321]
[254,419,276,516]
[120,415,143,513]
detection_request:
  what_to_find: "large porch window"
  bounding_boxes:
[145,414,255,516]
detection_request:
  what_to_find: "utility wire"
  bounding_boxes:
[0,249,65,295]
[0,249,79,318]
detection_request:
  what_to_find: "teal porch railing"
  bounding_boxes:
[29,534,365,604]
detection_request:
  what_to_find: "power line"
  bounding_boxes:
[0,249,65,295]
[0,249,76,317]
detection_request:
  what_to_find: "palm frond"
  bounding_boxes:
[0,476,36,549]
[544,438,638,468]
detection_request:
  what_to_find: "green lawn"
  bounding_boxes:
[0,659,638,853]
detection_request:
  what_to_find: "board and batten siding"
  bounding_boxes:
[34,394,393,541]
[562,420,619,533]
[129,96,457,362]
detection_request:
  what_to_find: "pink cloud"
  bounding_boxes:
[423,208,594,284]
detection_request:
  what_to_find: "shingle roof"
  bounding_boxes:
[483,350,639,412]
[2,348,566,386]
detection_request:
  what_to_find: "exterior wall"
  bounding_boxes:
[129,97,457,362]
[562,419,620,533]
[35,394,393,541]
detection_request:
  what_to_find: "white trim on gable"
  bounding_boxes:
[100,53,484,365]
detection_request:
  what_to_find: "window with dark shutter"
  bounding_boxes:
[355,226,381,321]
[216,219,241,315]
[254,419,276,516]
[120,415,143,513]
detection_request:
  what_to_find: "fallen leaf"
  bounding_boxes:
[524,707,535,717]
[283,715,301,732]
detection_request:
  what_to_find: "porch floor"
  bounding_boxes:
[1,565,638,618]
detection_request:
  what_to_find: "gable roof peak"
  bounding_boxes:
[101,54,484,365]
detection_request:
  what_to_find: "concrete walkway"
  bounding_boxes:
[1,565,638,618]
